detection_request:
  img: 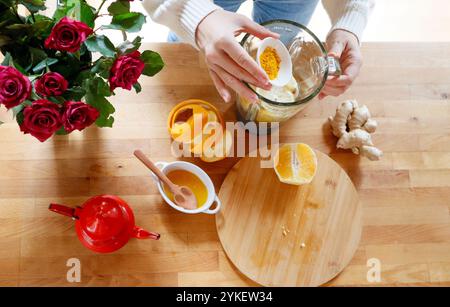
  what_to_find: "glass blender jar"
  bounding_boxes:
[236,19,341,124]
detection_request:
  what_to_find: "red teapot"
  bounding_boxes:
[49,195,160,253]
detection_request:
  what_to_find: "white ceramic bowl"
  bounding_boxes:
[151,161,221,214]
[257,37,293,87]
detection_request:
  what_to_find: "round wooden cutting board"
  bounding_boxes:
[216,151,362,287]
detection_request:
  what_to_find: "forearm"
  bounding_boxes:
[322,0,375,42]
[141,0,221,47]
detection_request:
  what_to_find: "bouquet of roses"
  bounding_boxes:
[0,0,164,141]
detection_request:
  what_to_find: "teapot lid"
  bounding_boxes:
[75,195,135,253]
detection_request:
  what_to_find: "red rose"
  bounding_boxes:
[35,72,68,97]
[109,51,144,91]
[44,17,93,53]
[20,99,62,142]
[62,101,99,132]
[0,66,31,109]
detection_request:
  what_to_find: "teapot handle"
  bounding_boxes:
[49,204,77,219]
[133,226,160,240]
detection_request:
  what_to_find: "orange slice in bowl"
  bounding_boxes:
[201,123,233,163]
[273,143,317,185]
[168,99,224,134]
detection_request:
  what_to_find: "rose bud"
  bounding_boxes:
[0,66,31,109]
[20,99,62,142]
[62,101,100,132]
[35,72,68,97]
[109,51,145,91]
[44,17,93,53]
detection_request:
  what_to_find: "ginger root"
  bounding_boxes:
[328,100,382,161]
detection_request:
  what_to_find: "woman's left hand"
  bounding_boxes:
[319,29,362,100]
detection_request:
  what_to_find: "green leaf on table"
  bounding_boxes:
[0,120,3,125]
[55,127,69,135]
[108,0,130,15]
[117,36,141,54]
[15,109,25,126]
[33,57,58,73]
[85,92,115,128]
[133,82,141,94]
[85,35,116,58]
[140,50,164,76]
[103,12,146,33]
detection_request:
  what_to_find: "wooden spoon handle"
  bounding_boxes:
[134,150,178,191]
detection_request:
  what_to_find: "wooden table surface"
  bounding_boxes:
[0,43,449,286]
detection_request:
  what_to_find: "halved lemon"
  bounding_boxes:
[273,143,317,185]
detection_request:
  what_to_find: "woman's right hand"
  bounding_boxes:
[196,10,279,103]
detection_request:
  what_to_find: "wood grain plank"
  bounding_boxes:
[0,42,449,286]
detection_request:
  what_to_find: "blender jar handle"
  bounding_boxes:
[326,56,342,76]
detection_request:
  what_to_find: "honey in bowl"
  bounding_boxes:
[162,170,208,209]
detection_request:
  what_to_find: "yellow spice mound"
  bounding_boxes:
[273,143,317,185]
[259,47,281,80]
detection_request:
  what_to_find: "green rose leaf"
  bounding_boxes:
[15,110,25,126]
[32,57,58,73]
[84,35,116,58]
[27,47,47,71]
[133,82,141,94]
[140,50,164,76]
[66,0,95,28]
[108,0,130,15]
[19,0,46,13]
[85,92,115,128]
[117,36,141,54]
[64,86,86,101]
[48,96,65,104]
[91,57,114,79]
[0,120,3,125]
[104,12,146,33]
[55,127,69,135]
[85,77,111,97]
[1,52,13,66]
[0,35,12,47]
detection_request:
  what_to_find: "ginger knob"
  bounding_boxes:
[329,100,382,161]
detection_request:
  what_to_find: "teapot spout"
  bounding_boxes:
[49,204,77,219]
[133,226,160,240]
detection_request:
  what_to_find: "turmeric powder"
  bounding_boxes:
[259,47,281,80]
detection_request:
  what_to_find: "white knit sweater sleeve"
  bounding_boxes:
[141,0,221,47]
[322,0,375,42]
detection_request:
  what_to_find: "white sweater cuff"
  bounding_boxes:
[328,3,371,43]
[180,0,221,46]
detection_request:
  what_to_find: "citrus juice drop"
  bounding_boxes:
[163,170,208,208]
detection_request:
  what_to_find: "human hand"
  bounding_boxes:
[196,10,279,103]
[319,29,362,100]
